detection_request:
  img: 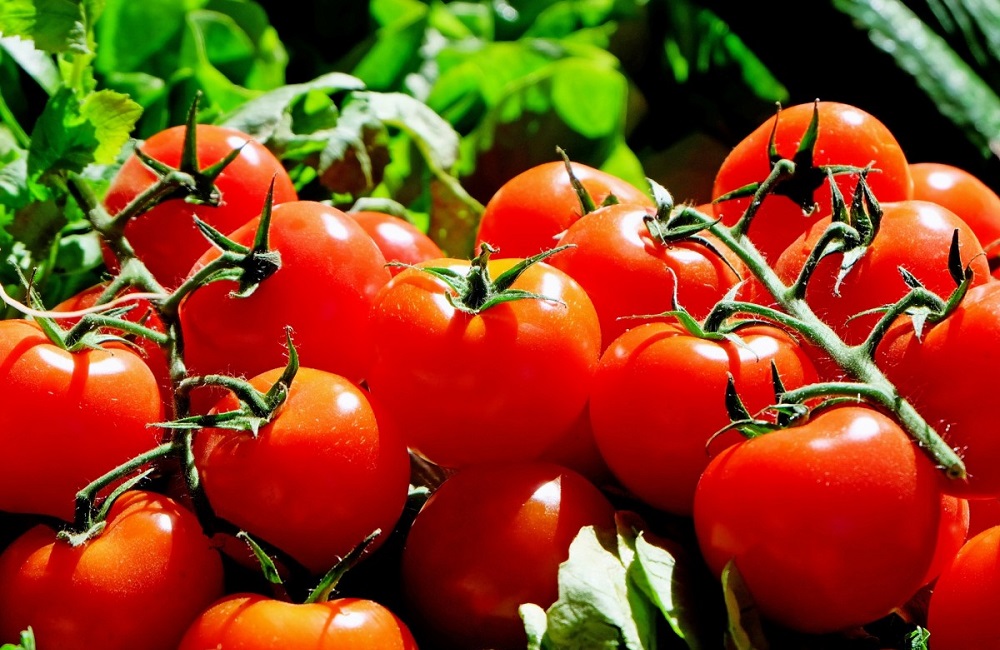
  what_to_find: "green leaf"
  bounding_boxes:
[94,0,197,73]
[832,0,1000,157]
[360,90,460,172]
[550,58,626,139]
[350,0,429,91]
[27,87,95,175]
[0,0,86,54]
[721,560,769,650]
[79,89,142,164]
[0,626,36,650]
[0,35,60,94]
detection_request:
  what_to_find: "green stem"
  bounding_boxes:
[0,90,30,149]
[730,158,796,239]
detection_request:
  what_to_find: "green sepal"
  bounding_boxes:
[557,146,597,215]
[237,531,284,586]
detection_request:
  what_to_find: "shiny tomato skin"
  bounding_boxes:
[713,101,913,263]
[179,201,391,408]
[694,406,941,634]
[0,491,224,650]
[926,526,1000,649]
[367,258,601,468]
[193,367,411,574]
[590,321,818,516]
[474,160,654,259]
[910,162,1000,251]
[178,594,418,650]
[104,124,298,288]
[550,202,745,350]
[921,494,970,587]
[772,199,989,346]
[875,281,1000,498]
[400,462,615,650]
[348,211,444,275]
[0,319,164,520]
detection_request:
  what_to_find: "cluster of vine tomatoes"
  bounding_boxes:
[2,100,1000,649]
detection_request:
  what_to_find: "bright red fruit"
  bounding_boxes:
[348,210,444,274]
[910,161,1000,252]
[927,526,1000,649]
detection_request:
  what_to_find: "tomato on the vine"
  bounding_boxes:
[927,525,1000,649]
[0,491,224,650]
[910,161,1000,253]
[348,210,444,274]
[0,319,164,520]
[178,594,418,650]
[693,406,942,634]
[400,461,615,650]
[104,124,298,288]
[712,101,913,263]
[474,160,653,259]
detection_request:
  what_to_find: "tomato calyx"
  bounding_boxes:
[414,242,571,314]
[557,146,619,215]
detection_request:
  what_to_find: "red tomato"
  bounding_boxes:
[104,124,298,288]
[967,497,1000,540]
[0,319,164,520]
[549,202,746,349]
[0,491,224,650]
[348,211,444,274]
[590,321,818,516]
[694,406,941,633]
[193,366,410,574]
[910,162,1000,252]
[366,257,601,468]
[400,462,615,650]
[178,594,418,650]
[713,101,913,263]
[474,160,653,259]
[927,526,1000,649]
[772,200,989,347]
[921,494,970,587]
[179,201,391,409]
[876,281,1000,498]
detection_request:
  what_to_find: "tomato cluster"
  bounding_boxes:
[3,99,1000,649]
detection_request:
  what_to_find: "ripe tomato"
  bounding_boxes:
[366,257,601,468]
[549,202,746,349]
[474,160,653,259]
[179,201,391,409]
[347,210,444,274]
[0,491,224,650]
[590,321,818,516]
[0,319,164,520]
[694,406,942,633]
[910,161,1000,253]
[193,366,411,574]
[104,124,298,288]
[178,594,418,650]
[713,101,913,263]
[875,281,1000,498]
[921,494,970,587]
[926,526,1000,649]
[772,199,989,347]
[400,461,615,649]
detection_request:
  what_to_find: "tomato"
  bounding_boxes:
[590,321,818,516]
[713,101,913,263]
[694,406,942,633]
[474,160,654,259]
[926,526,1000,649]
[400,461,615,649]
[875,281,1000,498]
[348,210,444,275]
[0,319,164,520]
[772,199,989,347]
[366,256,601,468]
[921,494,970,587]
[910,162,1000,253]
[193,366,410,574]
[104,124,298,289]
[179,201,391,410]
[178,594,418,650]
[967,497,1000,540]
[549,202,746,349]
[0,491,224,650]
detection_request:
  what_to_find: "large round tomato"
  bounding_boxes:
[193,366,411,574]
[104,124,298,289]
[549,202,745,350]
[348,210,444,274]
[926,526,1000,649]
[400,461,615,649]
[771,199,989,347]
[875,281,1000,498]
[178,594,418,650]
[0,319,164,520]
[910,161,1000,253]
[713,101,913,263]
[0,491,224,650]
[474,160,653,259]
[590,321,817,516]
[366,257,601,468]
[179,201,391,410]
[694,406,941,633]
